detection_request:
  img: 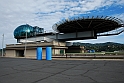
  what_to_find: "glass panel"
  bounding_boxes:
[14,24,44,39]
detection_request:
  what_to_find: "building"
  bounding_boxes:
[6,41,67,59]
[5,24,68,59]
[5,15,124,59]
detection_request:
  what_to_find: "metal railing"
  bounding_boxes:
[97,27,124,36]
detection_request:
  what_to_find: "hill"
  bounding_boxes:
[73,42,124,52]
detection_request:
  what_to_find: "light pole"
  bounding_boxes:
[24,31,27,57]
[2,34,4,57]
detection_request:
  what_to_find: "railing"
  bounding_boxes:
[97,27,124,36]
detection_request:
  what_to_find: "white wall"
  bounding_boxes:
[6,50,15,57]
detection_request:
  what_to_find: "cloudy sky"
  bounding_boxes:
[0,0,124,48]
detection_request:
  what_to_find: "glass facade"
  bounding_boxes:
[14,24,44,39]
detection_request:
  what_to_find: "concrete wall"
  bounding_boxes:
[52,49,65,55]
[52,49,60,55]
[25,49,46,59]
[42,49,46,59]
[5,48,47,59]
[6,50,16,57]
[52,41,66,46]
[25,49,36,59]
[6,45,66,59]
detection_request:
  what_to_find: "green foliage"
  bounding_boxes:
[73,42,124,52]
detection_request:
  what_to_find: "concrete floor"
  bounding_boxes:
[0,57,124,83]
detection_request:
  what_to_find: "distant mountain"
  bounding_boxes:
[73,42,124,52]
[73,42,124,46]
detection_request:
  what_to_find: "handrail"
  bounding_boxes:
[97,27,124,36]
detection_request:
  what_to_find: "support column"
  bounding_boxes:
[36,47,42,60]
[46,47,52,60]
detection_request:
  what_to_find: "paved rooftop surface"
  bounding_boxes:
[0,57,124,83]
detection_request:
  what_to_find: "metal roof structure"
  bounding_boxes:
[52,16,124,36]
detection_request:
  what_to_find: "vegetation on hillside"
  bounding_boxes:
[73,42,124,52]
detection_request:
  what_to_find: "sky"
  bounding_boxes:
[0,0,124,48]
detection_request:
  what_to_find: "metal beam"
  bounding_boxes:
[88,20,92,28]
[93,20,107,29]
[76,21,84,28]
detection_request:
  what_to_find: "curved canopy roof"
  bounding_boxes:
[14,24,44,39]
[52,16,124,34]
